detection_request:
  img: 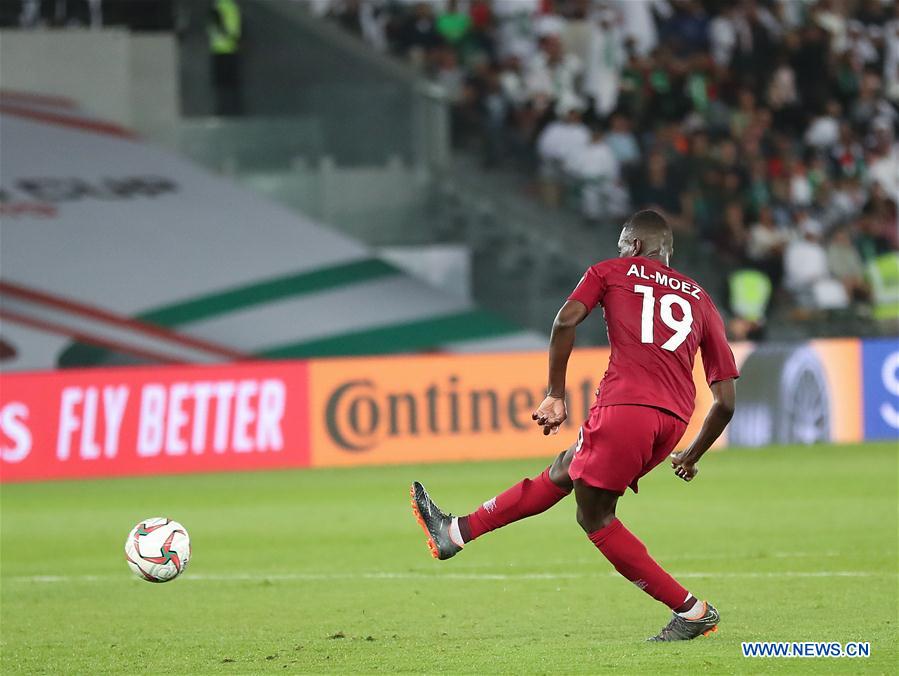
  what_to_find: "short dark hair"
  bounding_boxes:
[624,209,670,235]
[621,209,673,259]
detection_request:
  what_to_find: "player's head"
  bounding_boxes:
[617,209,673,264]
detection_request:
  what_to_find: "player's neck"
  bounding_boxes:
[637,254,669,266]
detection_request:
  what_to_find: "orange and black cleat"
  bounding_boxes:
[410,481,462,561]
[648,602,720,641]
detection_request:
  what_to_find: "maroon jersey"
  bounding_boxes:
[568,256,739,423]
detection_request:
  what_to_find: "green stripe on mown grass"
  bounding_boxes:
[258,310,518,358]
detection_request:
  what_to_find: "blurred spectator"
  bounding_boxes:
[564,121,617,179]
[747,205,788,288]
[784,217,850,311]
[729,88,757,139]
[846,19,879,67]
[395,2,442,67]
[564,121,626,220]
[745,156,770,214]
[868,251,899,323]
[583,5,624,116]
[708,2,739,68]
[715,201,749,266]
[787,158,814,207]
[662,0,709,57]
[814,0,848,55]
[793,23,831,114]
[536,96,590,205]
[208,0,242,116]
[436,0,471,46]
[885,6,899,101]
[537,96,590,164]
[766,52,800,126]
[492,0,541,61]
[728,268,772,341]
[856,0,887,28]
[830,121,866,178]
[605,112,640,168]
[616,0,666,58]
[867,117,899,197]
[827,226,870,302]
[433,46,465,103]
[805,100,843,149]
[525,33,582,103]
[636,150,685,224]
[857,197,898,260]
[851,72,896,131]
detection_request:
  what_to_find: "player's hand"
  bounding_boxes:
[532,396,567,435]
[670,451,699,482]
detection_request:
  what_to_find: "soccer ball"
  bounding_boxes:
[124,517,191,583]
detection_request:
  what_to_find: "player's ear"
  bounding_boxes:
[632,239,642,256]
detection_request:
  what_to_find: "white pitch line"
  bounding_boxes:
[3,570,894,584]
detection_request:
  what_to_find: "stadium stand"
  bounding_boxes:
[318,0,899,337]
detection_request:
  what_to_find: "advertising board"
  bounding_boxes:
[1,338,889,482]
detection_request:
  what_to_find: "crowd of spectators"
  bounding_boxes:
[322,0,899,330]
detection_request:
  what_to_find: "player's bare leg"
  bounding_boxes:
[410,446,575,559]
[573,480,720,641]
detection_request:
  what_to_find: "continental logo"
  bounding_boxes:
[323,375,600,452]
[309,349,717,467]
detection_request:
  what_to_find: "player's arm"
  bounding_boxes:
[671,378,736,482]
[532,300,589,435]
[672,301,740,482]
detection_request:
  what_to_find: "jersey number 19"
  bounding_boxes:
[633,284,693,351]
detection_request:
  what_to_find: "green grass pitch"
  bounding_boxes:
[1,442,896,674]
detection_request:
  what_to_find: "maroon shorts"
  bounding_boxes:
[568,404,687,494]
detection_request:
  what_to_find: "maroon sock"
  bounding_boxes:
[588,518,690,610]
[459,468,570,542]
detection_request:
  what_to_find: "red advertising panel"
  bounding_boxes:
[0,361,310,482]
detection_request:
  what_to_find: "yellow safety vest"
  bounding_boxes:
[209,0,241,55]
[868,252,899,321]
[729,269,772,323]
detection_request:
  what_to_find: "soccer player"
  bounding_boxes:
[410,209,739,641]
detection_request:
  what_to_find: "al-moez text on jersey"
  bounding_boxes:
[626,264,703,299]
